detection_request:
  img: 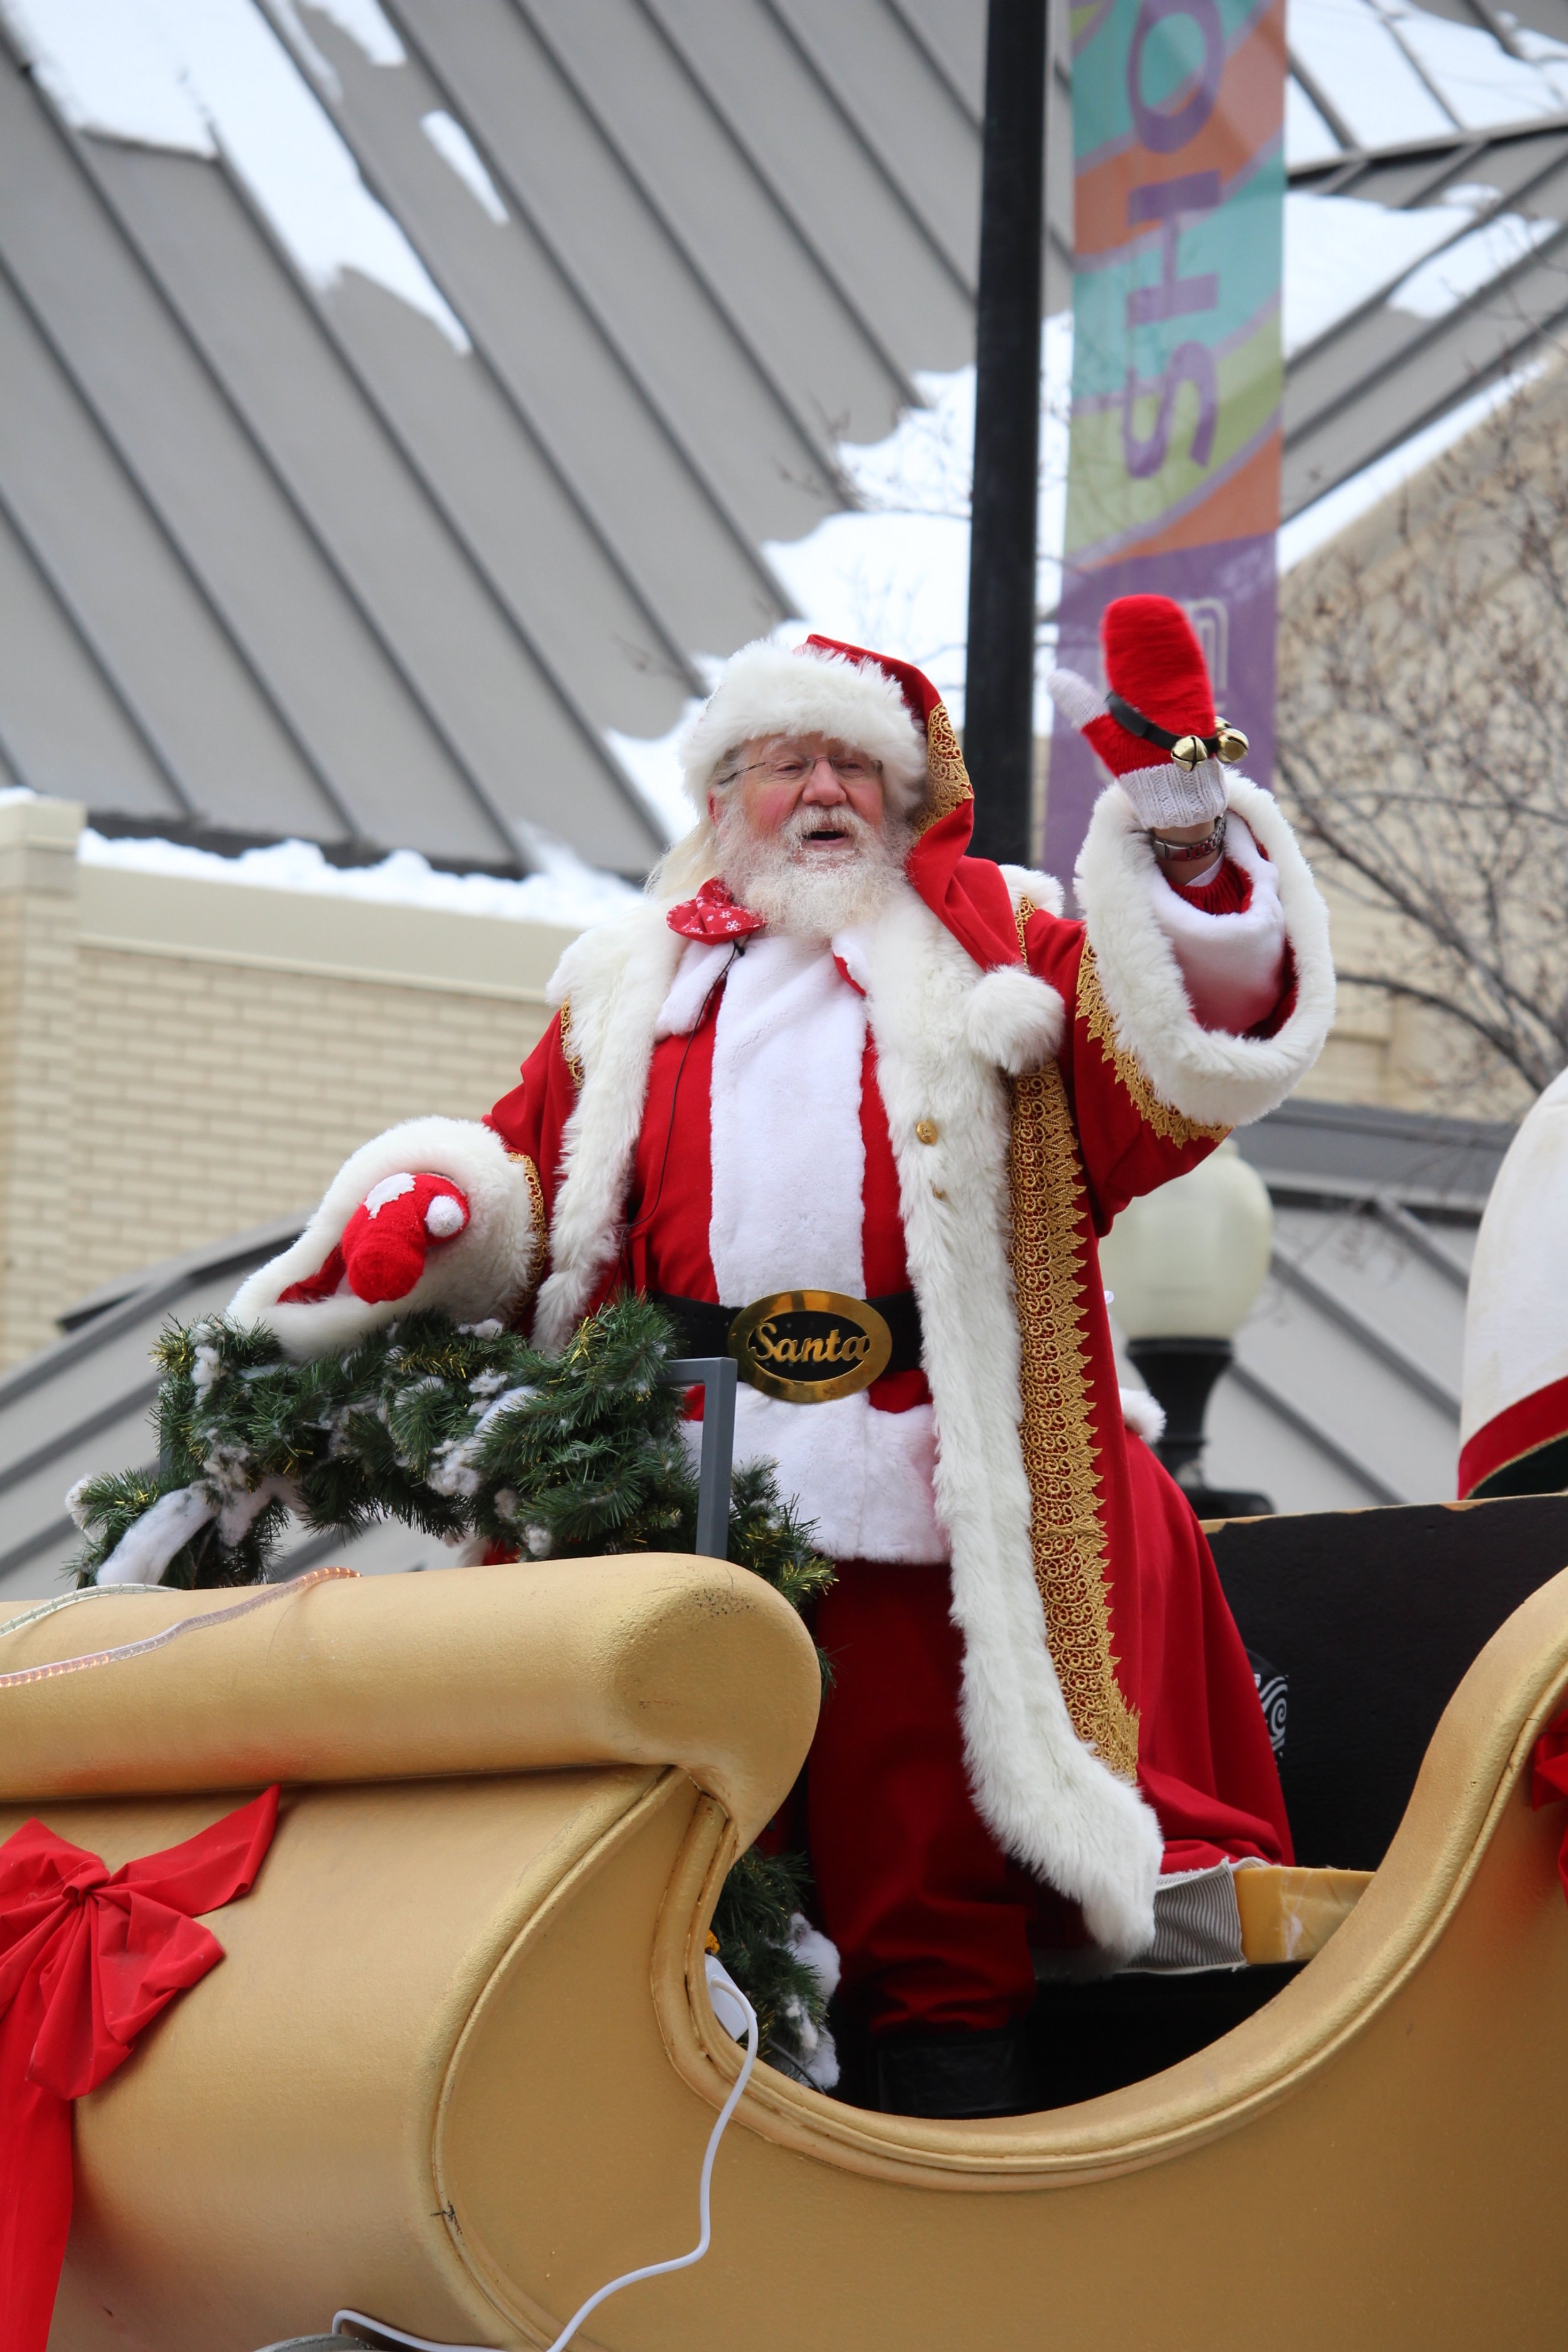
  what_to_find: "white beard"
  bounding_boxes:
[714,802,911,938]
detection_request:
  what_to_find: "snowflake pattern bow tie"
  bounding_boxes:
[665,878,768,942]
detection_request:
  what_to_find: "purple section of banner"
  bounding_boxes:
[1042,534,1277,891]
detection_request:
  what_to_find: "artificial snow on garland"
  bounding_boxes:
[66,1296,839,2075]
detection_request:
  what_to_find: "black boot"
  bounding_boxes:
[874,2023,1035,2119]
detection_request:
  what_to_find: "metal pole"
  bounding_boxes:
[664,1357,738,1559]
[964,0,1049,869]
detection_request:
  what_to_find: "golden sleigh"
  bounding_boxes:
[8,1495,1568,2352]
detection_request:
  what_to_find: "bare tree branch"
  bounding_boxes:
[1275,364,1568,1111]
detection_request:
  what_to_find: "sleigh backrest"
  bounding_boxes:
[1210,1493,1568,1868]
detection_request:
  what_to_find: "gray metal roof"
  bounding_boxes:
[1285,72,1568,514]
[0,0,987,873]
[3,0,1567,871]
[0,1097,1513,1606]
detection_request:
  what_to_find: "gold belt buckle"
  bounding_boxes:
[728,1290,893,1404]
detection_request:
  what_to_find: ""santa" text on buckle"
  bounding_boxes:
[728,1290,894,1404]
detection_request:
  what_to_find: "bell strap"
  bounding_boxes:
[1106,690,1221,760]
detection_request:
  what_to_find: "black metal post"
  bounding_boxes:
[1127,1337,1274,1520]
[965,0,1049,867]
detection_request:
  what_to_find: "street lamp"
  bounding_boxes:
[1099,1140,1275,1518]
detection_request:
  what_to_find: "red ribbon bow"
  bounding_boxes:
[0,1786,279,2352]
[1532,1712,1568,1907]
[665,877,768,943]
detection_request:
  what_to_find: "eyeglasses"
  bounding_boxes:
[727,750,884,788]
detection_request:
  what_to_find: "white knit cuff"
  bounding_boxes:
[1116,756,1227,830]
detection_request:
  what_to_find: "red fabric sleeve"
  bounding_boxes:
[1167,856,1252,914]
[1023,908,1225,1231]
[1121,1443,1293,1870]
[485,1012,580,1226]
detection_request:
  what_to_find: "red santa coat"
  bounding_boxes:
[475,786,1321,1953]
[230,767,1330,1958]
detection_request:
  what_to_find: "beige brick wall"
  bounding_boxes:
[70,954,549,1305]
[0,800,573,1364]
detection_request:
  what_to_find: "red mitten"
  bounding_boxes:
[338,1172,470,1305]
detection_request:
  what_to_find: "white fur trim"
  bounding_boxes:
[962,965,1066,1074]
[1120,1385,1167,1445]
[709,935,863,1293]
[228,1117,539,1361]
[1076,775,1335,1130]
[864,893,1162,1959]
[1149,816,1287,1034]
[655,939,733,1039]
[701,930,945,1562]
[1000,863,1066,919]
[532,904,687,1349]
[1047,667,1104,730]
[679,639,928,812]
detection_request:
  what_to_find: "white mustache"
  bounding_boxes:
[779,805,877,854]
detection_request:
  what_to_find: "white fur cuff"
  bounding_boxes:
[1076,776,1335,1129]
[679,638,928,811]
[229,1116,542,1360]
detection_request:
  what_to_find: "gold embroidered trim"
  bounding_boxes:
[1077,948,1230,1147]
[508,1150,548,1299]
[557,997,584,1088]
[915,697,973,835]
[1009,898,1140,1782]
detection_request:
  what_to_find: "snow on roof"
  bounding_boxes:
[0,0,469,347]
[1278,356,1548,568]
[77,825,638,930]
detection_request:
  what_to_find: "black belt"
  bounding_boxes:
[654,1289,923,1387]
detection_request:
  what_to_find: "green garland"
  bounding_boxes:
[68,1295,836,2069]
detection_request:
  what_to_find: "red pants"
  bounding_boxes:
[799,1560,1083,2038]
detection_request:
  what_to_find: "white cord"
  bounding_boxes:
[332,1957,758,2352]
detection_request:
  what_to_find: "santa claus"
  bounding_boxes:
[231,596,1333,2118]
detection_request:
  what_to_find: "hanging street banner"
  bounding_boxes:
[1045,0,1286,878]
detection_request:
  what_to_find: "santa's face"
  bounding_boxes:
[706,732,908,938]
[707,731,888,852]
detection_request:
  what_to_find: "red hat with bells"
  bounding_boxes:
[1047,595,1248,830]
[672,633,1028,969]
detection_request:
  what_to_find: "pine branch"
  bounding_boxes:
[67,1293,839,2071]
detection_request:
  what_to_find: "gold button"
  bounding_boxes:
[916,1120,939,1145]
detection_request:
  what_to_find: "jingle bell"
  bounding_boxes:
[1214,719,1249,765]
[1170,734,1205,770]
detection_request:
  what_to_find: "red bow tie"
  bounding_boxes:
[0,1786,279,2351]
[665,877,767,942]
